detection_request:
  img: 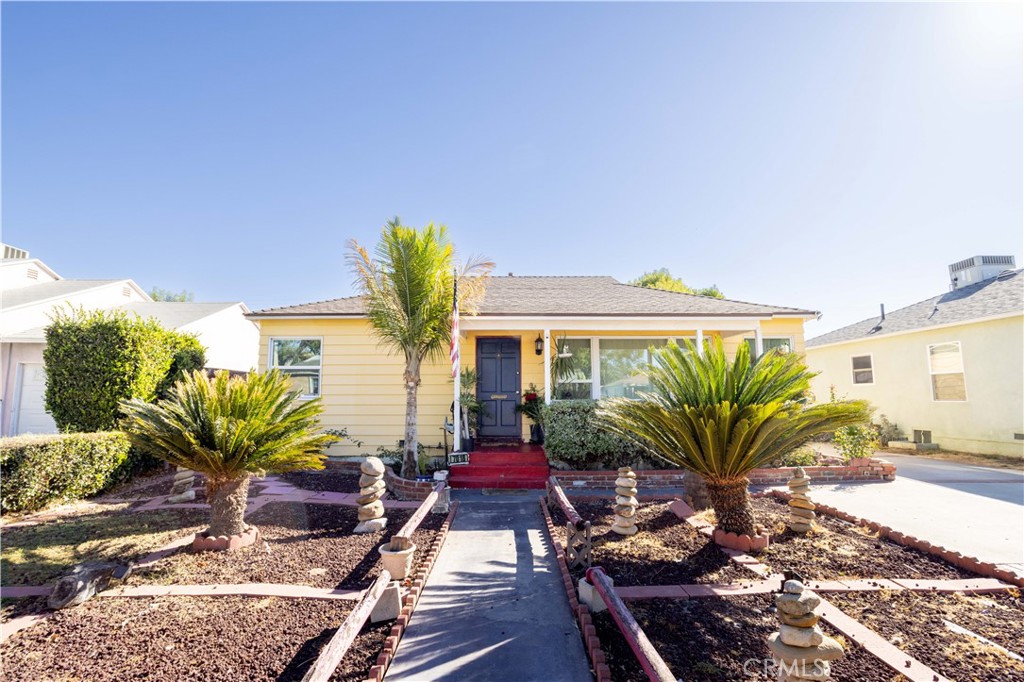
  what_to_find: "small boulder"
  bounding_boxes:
[361,457,386,476]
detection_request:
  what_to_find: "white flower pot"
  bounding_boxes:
[378,542,417,579]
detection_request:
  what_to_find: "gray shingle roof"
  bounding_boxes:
[807,270,1024,348]
[113,302,245,329]
[252,276,815,318]
[0,280,128,311]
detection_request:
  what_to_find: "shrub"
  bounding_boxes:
[873,414,905,446]
[542,400,648,469]
[0,432,146,512]
[769,446,819,468]
[43,307,207,432]
[833,424,880,462]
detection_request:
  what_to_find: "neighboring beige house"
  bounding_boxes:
[806,257,1023,457]
[0,246,259,436]
[249,275,817,456]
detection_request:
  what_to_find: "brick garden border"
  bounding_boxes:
[766,489,1024,588]
[538,497,612,682]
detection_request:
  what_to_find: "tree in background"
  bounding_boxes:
[122,370,335,538]
[629,268,724,299]
[348,218,493,478]
[44,307,206,431]
[149,287,194,302]
[598,339,870,536]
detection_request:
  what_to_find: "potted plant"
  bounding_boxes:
[516,383,545,444]
[455,368,485,451]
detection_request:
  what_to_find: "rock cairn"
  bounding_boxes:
[611,467,638,536]
[354,457,387,533]
[787,467,815,533]
[167,467,196,504]
[768,580,844,681]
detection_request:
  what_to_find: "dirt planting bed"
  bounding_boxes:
[750,496,975,580]
[130,502,443,590]
[278,470,362,492]
[594,595,909,682]
[827,589,1024,681]
[1,506,209,586]
[554,501,749,586]
[2,595,386,682]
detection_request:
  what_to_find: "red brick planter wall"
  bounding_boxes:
[553,457,895,490]
[323,460,437,501]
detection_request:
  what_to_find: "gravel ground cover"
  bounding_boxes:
[827,589,1024,681]
[1,506,209,585]
[278,471,362,492]
[594,595,910,682]
[553,501,750,586]
[751,496,975,580]
[129,502,444,590]
[2,595,385,682]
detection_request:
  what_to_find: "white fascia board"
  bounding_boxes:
[805,311,1023,351]
[460,316,773,332]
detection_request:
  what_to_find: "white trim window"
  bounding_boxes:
[928,341,967,402]
[269,337,322,398]
[851,355,874,384]
[745,337,793,356]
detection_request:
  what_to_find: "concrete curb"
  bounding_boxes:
[362,500,460,682]
[538,496,611,682]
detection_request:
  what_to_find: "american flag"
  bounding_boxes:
[450,274,459,378]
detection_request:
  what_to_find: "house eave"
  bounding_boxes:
[805,311,1023,351]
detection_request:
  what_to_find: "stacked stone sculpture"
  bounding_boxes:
[167,467,196,504]
[354,457,387,533]
[787,467,815,534]
[611,467,638,536]
[768,580,844,681]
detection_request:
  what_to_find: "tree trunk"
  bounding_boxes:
[704,476,756,536]
[207,475,250,537]
[401,362,421,479]
[683,470,711,511]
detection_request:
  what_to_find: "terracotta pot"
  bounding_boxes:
[379,542,417,579]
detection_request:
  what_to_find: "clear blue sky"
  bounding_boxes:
[3,2,1021,336]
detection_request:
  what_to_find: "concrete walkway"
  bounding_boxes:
[385,492,592,682]
[802,450,1024,577]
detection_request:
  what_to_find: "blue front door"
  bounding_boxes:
[476,338,521,438]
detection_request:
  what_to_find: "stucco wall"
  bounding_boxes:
[806,315,1024,457]
[180,304,260,372]
[258,317,809,456]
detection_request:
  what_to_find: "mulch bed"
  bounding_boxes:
[554,501,749,586]
[593,595,909,682]
[827,589,1024,681]
[750,496,975,580]
[277,471,362,492]
[130,502,443,590]
[2,595,384,682]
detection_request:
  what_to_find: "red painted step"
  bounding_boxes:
[448,446,550,489]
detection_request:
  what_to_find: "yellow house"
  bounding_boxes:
[806,261,1023,458]
[249,276,817,457]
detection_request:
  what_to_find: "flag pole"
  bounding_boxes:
[452,269,462,452]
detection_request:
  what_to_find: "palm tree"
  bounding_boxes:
[121,370,336,538]
[597,339,871,536]
[348,219,493,478]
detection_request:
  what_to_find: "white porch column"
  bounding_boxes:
[754,325,764,357]
[543,329,551,404]
[695,328,704,357]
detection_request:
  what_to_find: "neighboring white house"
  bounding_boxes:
[806,256,1023,458]
[0,246,259,436]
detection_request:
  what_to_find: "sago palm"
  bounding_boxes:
[121,370,336,537]
[347,218,493,478]
[597,339,871,536]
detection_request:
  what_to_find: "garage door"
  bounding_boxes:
[15,363,58,435]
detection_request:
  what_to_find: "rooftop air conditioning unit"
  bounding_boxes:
[948,255,1016,290]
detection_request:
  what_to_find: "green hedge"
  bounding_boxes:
[541,400,650,470]
[0,432,155,513]
[43,307,206,432]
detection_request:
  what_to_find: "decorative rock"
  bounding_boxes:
[611,524,638,536]
[615,477,636,488]
[615,495,638,507]
[358,500,385,521]
[360,457,386,476]
[167,489,196,504]
[611,467,640,536]
[787,467,817,534]
[789,522,813,534]
[614,505,636,517]
[783,580,805,594]
[170,467,196,496]
[356,491,385,505]
[361,480,386,496]
[615,486,638,497]
[354,517,388,534]
[780,611,820,628]
[776,591,821,616]
[789,498,815,510]
[790,508,815,520]
[617,467,636,478]
[780,624,824,647]
[787,475,810,488]
[359,473,380,487]
[779,661,831,681]
[767,632,844,662]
